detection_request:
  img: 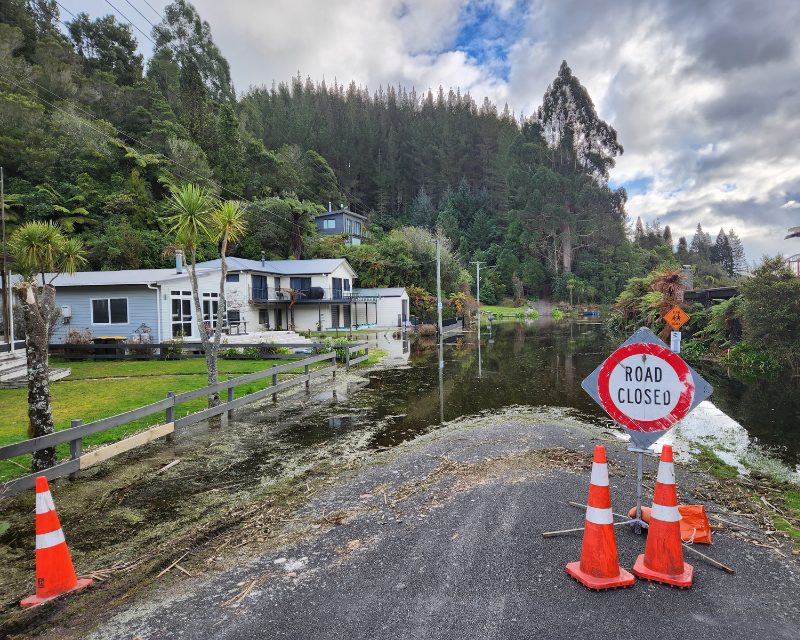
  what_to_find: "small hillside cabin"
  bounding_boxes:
[313,205,371,245]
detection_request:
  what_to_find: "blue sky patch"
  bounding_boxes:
[452,1,526,80]
[610,176,652,194]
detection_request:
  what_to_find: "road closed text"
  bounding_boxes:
[606,355,685,422]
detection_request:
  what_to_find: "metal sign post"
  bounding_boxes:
[582,327,713,533]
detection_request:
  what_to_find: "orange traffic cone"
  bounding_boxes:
[566,445,634,590]
[20,477,91,608]
[633,445,693,588]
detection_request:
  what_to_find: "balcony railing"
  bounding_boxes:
[248,286,352,303]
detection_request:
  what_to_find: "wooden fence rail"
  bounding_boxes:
[0,351,337,497]
[48,342,326,360]
[344,342,369,371]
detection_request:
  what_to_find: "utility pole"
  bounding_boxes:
[1,166,11,349]
[436,239,442,337]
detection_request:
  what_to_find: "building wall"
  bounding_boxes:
[156,272,223,341]
[53,285,159,342]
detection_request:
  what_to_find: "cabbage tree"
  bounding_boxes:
[10,221,86,471]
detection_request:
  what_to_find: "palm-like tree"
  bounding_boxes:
[10,221,86,471]
[163,184,221,403]
[281,288,304,330]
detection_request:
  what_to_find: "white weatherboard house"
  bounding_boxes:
[19,257,408,343]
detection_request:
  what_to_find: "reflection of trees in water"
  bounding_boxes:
[700,368,800,466]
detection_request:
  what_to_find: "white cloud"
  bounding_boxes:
[66,0,800,262]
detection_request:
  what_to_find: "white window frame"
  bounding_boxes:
[323,219,336,230]
[91,297,129,325]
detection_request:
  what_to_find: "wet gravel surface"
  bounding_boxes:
[87,417,800,640]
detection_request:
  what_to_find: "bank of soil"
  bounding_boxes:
[2,405,797,639]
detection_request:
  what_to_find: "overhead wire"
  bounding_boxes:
[35,3,426,263]
[62,0,377,223]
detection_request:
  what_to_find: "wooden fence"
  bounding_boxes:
[0,350,338,498]
[344,342,369,371]
[47,341,326,360]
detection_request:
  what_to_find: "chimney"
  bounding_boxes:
[261,250,265,267]
[340,203,343,209]
[328,202,332,212]
[175,249,182,274]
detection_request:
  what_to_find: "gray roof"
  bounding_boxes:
[8,268,209,288]
[195,257,354,276]
[313,207,367,220]
[352,287,407,298]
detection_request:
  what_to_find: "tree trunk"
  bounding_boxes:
[17,281,57,471]
[188,248,220,407]
[562,224,573,273]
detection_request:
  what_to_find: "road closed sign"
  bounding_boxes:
[582,327,713,449]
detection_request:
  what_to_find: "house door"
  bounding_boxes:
[202,292,219,329]
[171,291,193,337]
[343,304,351,328]
[402,299,408,323]
[331,305,339,328]
[275,307,283,330]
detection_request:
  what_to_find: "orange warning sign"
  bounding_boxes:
[664,306,689,330]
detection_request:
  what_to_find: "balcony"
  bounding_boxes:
[248,286,351,303]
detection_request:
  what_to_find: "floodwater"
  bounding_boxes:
[2,318,798,578]
[325,319,800,480]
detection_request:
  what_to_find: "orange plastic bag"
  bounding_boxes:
[627,505,712,544]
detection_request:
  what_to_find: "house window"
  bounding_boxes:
[354,221,362,236]
[323,219,336,229]
[344,279,350,291]
[332,277,343,299]
[92,298,128,324]
[228,310,241,324]
[252,275,268,300]
[345,218,353,234]
[171,293,192,337]
[290,277,311,296]
[202,292,220,328]
[258,308,269,327]
[226,273,240,283]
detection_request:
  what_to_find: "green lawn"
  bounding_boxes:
[0,357,327,482]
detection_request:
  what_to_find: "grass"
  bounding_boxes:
[694,445,739,479]
[0,356,325,483]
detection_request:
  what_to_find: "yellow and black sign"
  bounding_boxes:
[664,306,689,330]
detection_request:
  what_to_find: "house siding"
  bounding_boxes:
[53,285,159,342]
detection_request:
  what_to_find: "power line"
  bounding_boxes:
[140,0,164,21]
[0,68,295,237]
[59,1,377,223]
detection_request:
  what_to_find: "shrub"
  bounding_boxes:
[418,324,436,336]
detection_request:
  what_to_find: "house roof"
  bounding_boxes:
[313,207,367,221]
[7,268,211,288]
[195,257,355,276]
[351,287,406,298]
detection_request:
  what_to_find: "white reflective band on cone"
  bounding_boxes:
[651,502,682,522]
[36,491,56,514]
[585,506,614,525]
[656,462,676,485]
[36,528,66,550]
[590,463,609,487]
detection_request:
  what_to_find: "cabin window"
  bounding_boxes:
[202,292,220,328]
[171,293,192,337]
[226,274,240,282]
[91,298,128,324]
[344,279,350,291]
[354,221,362,236]
[323,219,336,229]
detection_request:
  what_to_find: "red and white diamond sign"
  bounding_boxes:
[582,327,712,449]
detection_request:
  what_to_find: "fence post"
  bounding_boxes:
[165,391,175,441]
[69,419,82,481]
[227,375,234,419]
[331,353,337,377]
[272,365,278,402]
[346,344,350,371]
[305,362,310,388]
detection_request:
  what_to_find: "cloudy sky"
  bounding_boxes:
[63,0,800,263]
